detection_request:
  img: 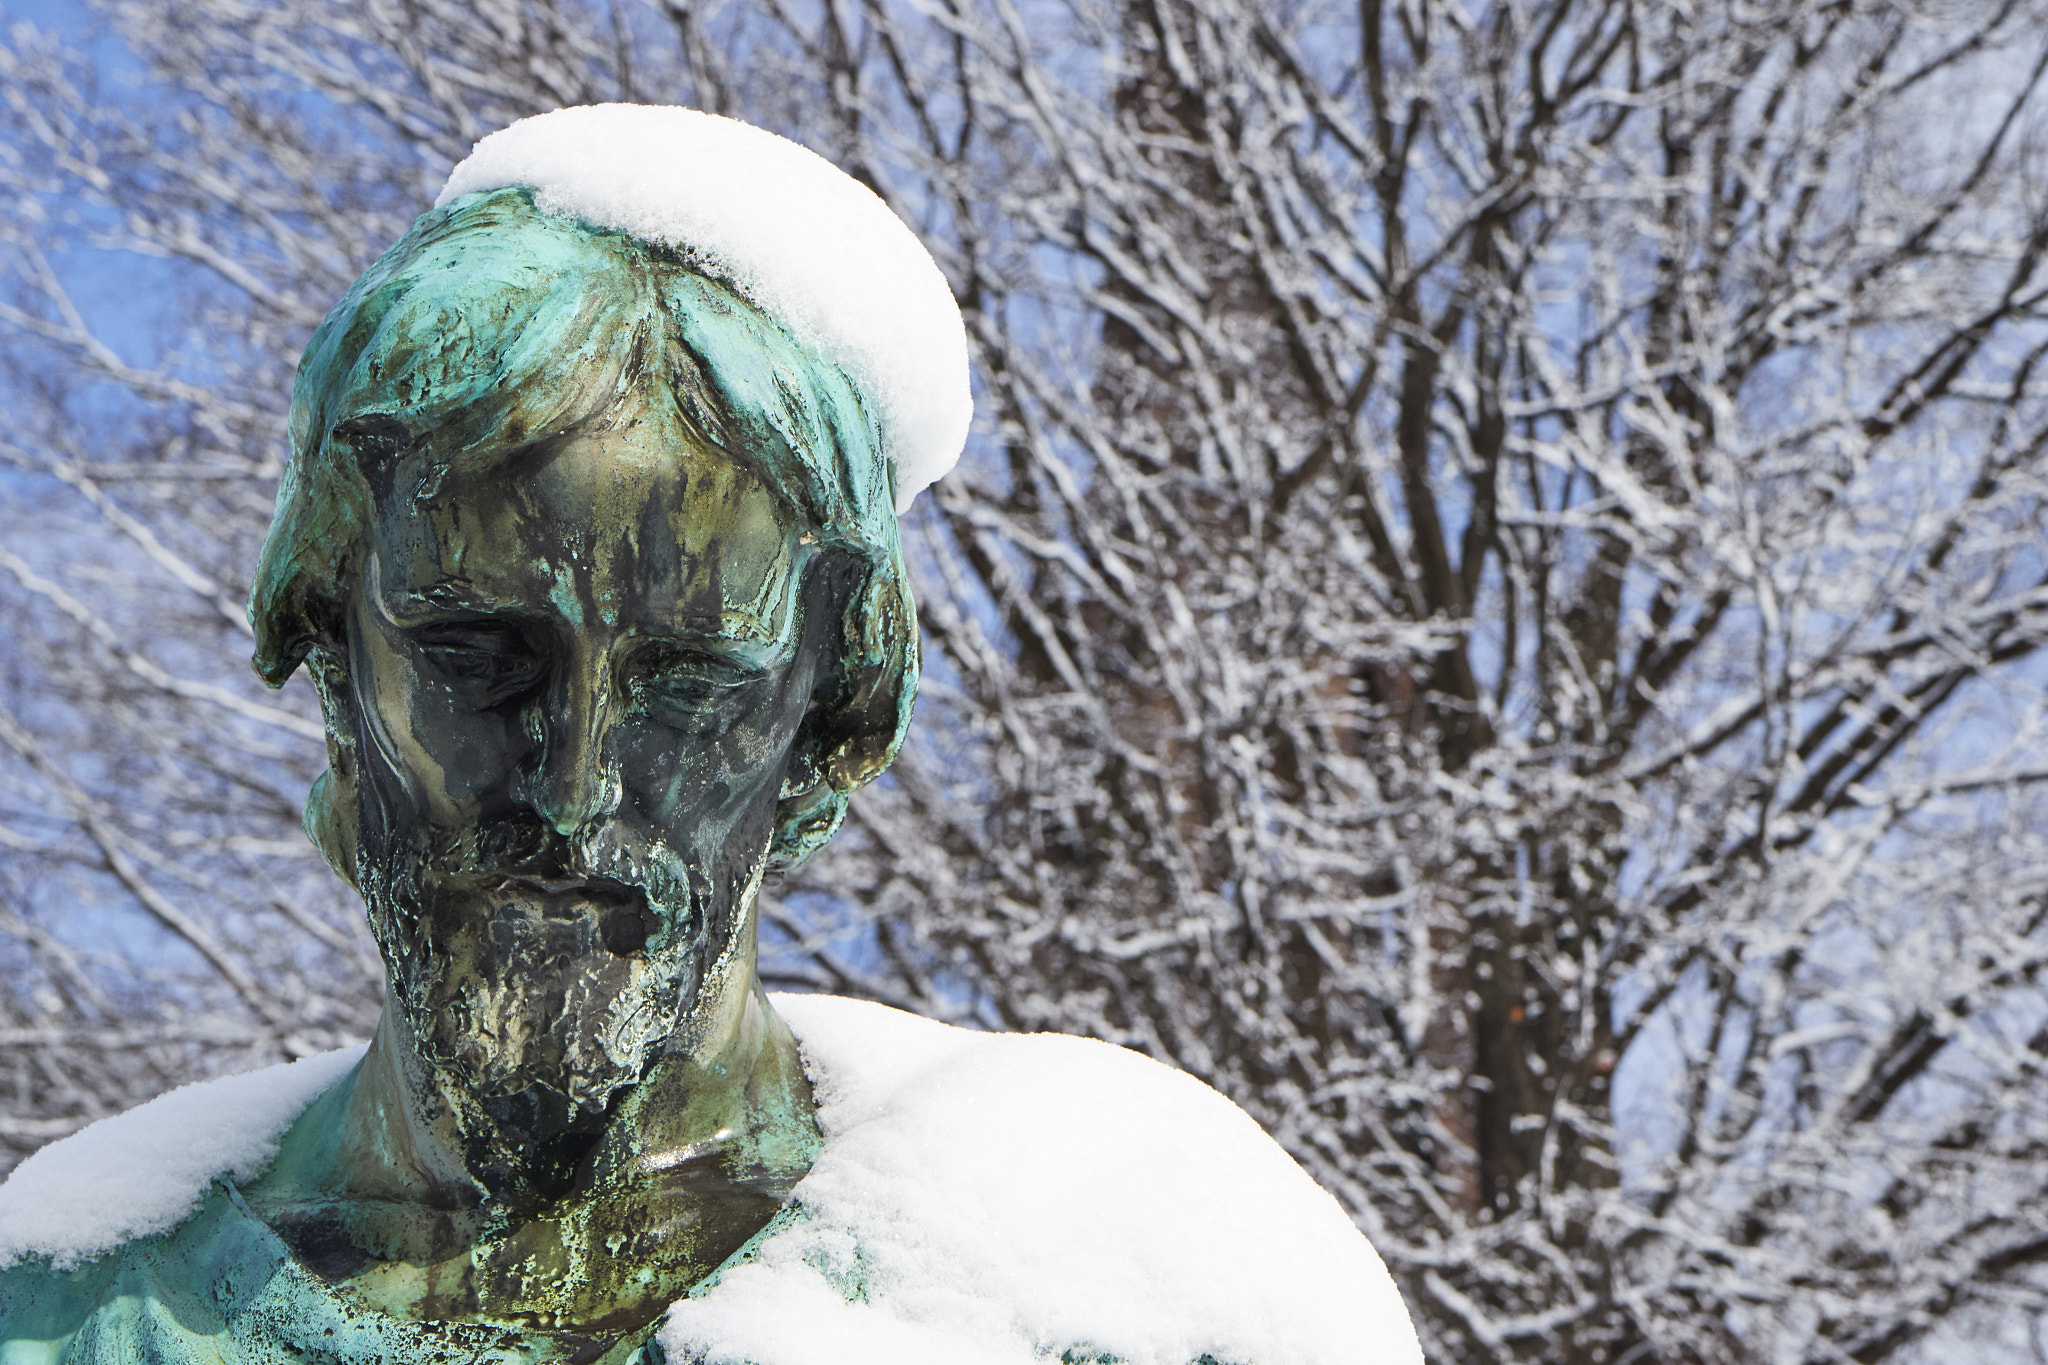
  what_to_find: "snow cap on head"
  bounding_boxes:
[436,104,969,513]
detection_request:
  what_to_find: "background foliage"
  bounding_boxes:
[5,1,2048,1360]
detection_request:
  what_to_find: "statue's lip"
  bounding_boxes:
[490,875,658,953]
[433,873,658,953]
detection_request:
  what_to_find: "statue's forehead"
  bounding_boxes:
[366,418,809,648]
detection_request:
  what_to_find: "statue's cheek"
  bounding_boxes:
[346,636,520,826]
[617,685,807,837]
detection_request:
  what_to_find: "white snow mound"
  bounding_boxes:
[436,105,971,513]
[0,1044,365,1270]
[665,994,1422,1365]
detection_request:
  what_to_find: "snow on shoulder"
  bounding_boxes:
[0,1045,365,1271]
[668,994,1422,1365]
[436,105,971,513]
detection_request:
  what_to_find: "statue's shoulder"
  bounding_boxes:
[0,1184,265,1363]
[0,1046,365,1276]
[664,994,1421,1365]
[0,1047,365,1360]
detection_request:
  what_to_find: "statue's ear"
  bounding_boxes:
[301,646,363,890]
[767,565,918,873]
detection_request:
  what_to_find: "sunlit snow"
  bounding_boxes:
[436,105,971,513]
[669,994,1421,1365]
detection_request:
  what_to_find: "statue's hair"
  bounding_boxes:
[250,187,916,868]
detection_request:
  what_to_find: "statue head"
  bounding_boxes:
[248,185,919,1150]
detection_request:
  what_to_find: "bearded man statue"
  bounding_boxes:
[0,106,1420,1365]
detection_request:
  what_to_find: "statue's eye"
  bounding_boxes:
[629,644,758,720]
[410,621,546,703]
[332,413,414,477]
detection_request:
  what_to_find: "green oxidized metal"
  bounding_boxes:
[0,188,918,1362]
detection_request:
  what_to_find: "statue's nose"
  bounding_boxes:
[523,662,621,838]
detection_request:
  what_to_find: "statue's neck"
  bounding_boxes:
[242,971,820,1332]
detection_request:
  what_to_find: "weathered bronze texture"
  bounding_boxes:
[0,186,918,1362]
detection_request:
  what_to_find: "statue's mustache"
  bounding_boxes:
[370,807,704,963]
[424,807,580,876]
[407,809,639,890]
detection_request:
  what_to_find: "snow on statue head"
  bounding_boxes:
[434,104,970,513]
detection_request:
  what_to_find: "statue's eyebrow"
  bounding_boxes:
[382,578,498,618]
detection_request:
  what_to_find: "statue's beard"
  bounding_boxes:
[356,810,722,1129]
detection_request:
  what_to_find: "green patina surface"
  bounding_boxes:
[0,1180,668,1364]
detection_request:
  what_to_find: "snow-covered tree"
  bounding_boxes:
[4,1,2048,1359]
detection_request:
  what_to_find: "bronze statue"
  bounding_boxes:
[0,107,1419,1365]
